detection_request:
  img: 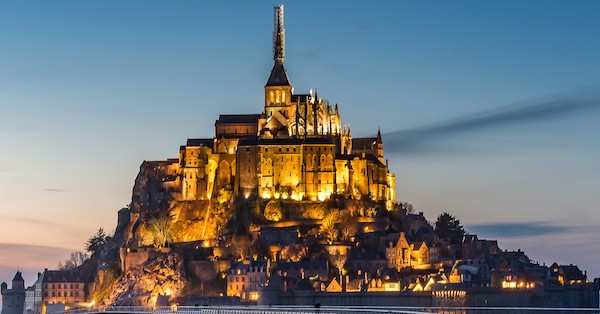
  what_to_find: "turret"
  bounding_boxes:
[11,271,24,291]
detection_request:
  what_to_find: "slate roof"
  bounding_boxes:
[276,261,328,272]
[238,137,334,146]
[12,271,24,282]
[352,137,377,151]
[265,63,291,87]
[186,138,214,147]
[215,114,261,125]
[42,270,84,283]
[561,265,586,282]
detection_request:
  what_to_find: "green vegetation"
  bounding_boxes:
[434,212,465,245]
[90,266,120,305]
[86,228,109,255]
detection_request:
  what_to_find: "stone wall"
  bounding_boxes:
[119,247,172,272]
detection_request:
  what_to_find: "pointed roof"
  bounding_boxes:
[266,62,291,87]
[376,128,383,144]
[12,271,24,282]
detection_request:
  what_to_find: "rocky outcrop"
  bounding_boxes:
[104,253,186,306]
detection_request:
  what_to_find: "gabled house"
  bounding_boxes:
[385,232,430,270]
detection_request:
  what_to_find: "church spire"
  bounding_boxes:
[266,4,291,87]
[273,4,285,64]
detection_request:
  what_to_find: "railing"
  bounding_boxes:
[63,305,600,314]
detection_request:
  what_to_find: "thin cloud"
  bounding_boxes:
[0,215,87,238]
[383,89,600,154]
[42,188,65,192]
[0,243,74,283]
[465,222,595,238]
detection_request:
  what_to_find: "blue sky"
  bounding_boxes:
[1,1,600,289]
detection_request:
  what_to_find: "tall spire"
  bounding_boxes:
[266,4,290,87]
[273,4,285,64]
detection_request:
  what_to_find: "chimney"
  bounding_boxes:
[38,272,41,278]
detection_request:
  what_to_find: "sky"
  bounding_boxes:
[1,0,600,292]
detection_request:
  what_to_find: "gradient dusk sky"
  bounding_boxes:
[1,0,600,289]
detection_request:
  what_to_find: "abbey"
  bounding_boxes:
[171,5,396,207]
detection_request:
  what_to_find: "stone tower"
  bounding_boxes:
[1,271,25,314]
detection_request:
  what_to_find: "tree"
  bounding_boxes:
[230,234,252,260]
[319,210,339,244]
[328,248,348,282]
[338,220,357,242]
[57,251,88,270]
[147,213,173,248]
[401,202,415,214]
[264,200,283,221]
[85,228,108,255]
[280,244,307,262]
[434,212,465,245]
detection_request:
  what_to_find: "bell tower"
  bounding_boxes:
[264,4,293,120]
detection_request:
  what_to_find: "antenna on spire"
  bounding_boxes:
[273,4,285,64]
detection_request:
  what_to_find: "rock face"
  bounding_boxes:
[104,253,186,306]
[122,160,221,248]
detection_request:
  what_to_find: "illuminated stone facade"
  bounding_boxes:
[386,232,430,271]
[227,260,268,302]
[40,270,86,306]
[171,4,395,207]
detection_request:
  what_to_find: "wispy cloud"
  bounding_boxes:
[384,89,600,154]
[0,215,88,240]
[42,188,65,192]
[0,243,74,283]
[465,222,596,238]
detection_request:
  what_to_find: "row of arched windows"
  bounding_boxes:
[269,90,286,104]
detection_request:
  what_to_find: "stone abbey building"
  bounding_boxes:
[158,5,396,208]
